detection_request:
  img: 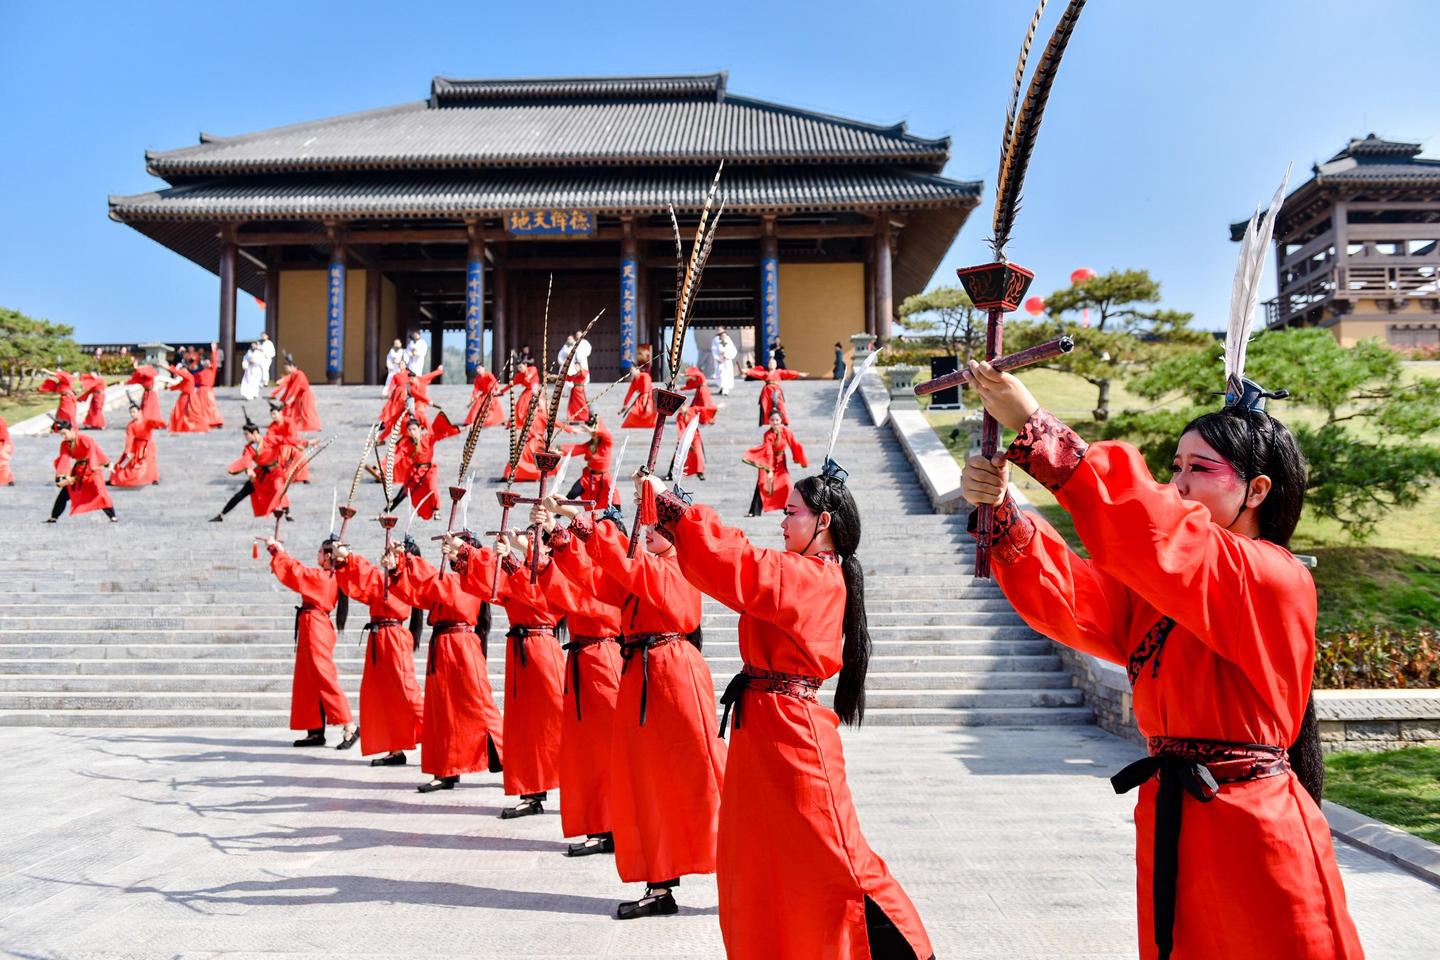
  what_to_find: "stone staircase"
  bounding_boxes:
[0,376,1091,728]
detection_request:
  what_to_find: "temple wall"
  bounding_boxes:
[278,268,373,382]
[777,262,865,377]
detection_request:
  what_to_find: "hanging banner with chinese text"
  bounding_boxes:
[619,257,638,371]
[506,210,596,237]
[326,260,345,380]
[760,255,779,364]
[465,259,484,377]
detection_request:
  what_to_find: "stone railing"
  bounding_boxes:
[1316,690,1440,752]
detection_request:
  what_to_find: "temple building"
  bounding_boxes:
[110,73,980,384]
[1234,135,1440,349]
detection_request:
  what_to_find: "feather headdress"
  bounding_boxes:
[991,0,1087,260]
[663,164,726,390]
[1224,165,1292,410]
[820,349,884,480]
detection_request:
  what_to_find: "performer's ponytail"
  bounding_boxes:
[1289,694,1325,803]
[335,592,349,633]
[796,475,870,726]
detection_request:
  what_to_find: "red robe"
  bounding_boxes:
[397,430,440,520]
[40,370,78,426]
[268,549,353,730]
[337,555,425,756]
[620,368,656,429]
[392,550,504,779]
[0,416,13,485]
[565,369,590,423]
[195,365,224,428]
[166,366,208,433]
[672,406,705,478]
[567,420,619,506]
[508,367,541,430]
[505,406,554,483]
[743,426,806,513]
[78,374,107,430]
[108,419,160,487]
[552,514,725,884]
[53,434,112,515]
[668,501,933,960]
[682,366,717,425]
[125,366,165,428]
[465,370,506,427]
[460,554,565,798]
[988,410,1363,960]
[238,436,291,517]
[272,368,321,432]
[378,368,411,440]
[539,555,623,838]
[265,417,310,485]
[431,409,462,443]
[746,367,803,425]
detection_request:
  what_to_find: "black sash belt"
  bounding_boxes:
[561,634,617,721]
[620,632,683,726]
[1111,737,1289,960]
[292,604,323,652]
[426,620,470,677]
[505,624,556,699]
[719,664,822,738]
[363,618,403,665]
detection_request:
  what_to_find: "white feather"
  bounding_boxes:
[328,487,337,537]
[553,451,574,492]
[459,472,473,533]
[823,350,884,465]
[1226,164,1292,389]
[607,436,630,507]
[670,414,701,483]
[405,489,436,534]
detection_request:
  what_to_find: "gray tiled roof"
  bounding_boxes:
[145,75,950,179]
[110,166,979,221]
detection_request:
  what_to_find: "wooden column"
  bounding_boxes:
[263,248,281,374]
[217,228,238,386]
[493,261,509,371]
[325,224,346,384]
[428,310,445,384]
[875,218,894,343]
[465,222,486,379]
[364,264,382,385]
[759,215,780,364]
[864,236,877,336]
[620,219,639,371]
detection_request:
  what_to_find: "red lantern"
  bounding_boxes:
[1070,267,1096,286]
[1024,296,1046,316]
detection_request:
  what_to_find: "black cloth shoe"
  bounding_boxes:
[615,886,678,920]
[417,776,458,793]
[209,514,223,523]
[335,728,360,750]
[292,733,326,747]
[370,753,407,767]
[565,834,615,858]
[499,797,544,820]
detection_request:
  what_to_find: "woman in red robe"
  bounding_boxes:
[271,355,322,432]
[39,369,78,427]
[126,361,165,428]
[387,536,504,792]
[195,360,224,429]
[211,417,291,521]
[648,471,934,960]
[744,412,807,516]
[565,416,620,507]
[546,503,725,920]
[0,415,13,486]
[377,367,411,440]
[166,365,208,433]
[77,373,107,430]
[620,366,656,429]
[961,362,1364,960]
[744,360,806,425]
[108,403,161,487]
[48,421,115,522]
[528,512,624,856]
[264,537,357,749]
[465,367,506,427]
[389,418,440,521]
[335,544,425,766]
[457,540,565,819]
[681,365,717,425]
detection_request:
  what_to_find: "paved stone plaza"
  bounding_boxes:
[1,724,1436,959]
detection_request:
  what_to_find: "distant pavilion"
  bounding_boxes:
[110,72,981,383]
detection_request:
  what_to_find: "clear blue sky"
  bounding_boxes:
[2,0,1436,343]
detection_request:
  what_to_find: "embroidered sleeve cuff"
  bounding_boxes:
[549,525,573,552]
[500,554,522,575]
[966,495,1036,565]
[1006,407,1088,492]
[451,545,471,574]
[654,491,690,539]
[570,513,595,541]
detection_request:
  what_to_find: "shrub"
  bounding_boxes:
[1314,627,1440,689]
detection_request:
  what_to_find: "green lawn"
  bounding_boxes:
[1324,747,1440,845]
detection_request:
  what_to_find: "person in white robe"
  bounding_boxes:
[711,329,738,395]
[239,343,267,400]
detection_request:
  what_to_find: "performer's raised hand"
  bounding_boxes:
[961,453,1010,508]
[529,503,556,534]
[380,545,399,570]
[966,360,1039,432]
[633,470,664,504]
[265,536,283,554]
[543,494,583,522]
[333,543,351,563]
